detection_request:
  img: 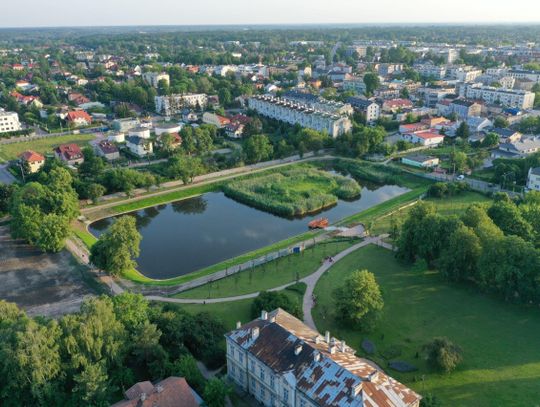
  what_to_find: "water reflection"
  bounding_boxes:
[90,185,409,279]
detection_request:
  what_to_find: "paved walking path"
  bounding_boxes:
[302,235,390,329]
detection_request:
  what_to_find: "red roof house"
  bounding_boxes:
[54,143,84,165]
[66,110,92,127]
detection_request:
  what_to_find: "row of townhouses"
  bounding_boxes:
[248,95,353,138]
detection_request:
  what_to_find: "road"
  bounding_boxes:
[0,164,16,184]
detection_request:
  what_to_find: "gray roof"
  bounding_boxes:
[530,167,540,176]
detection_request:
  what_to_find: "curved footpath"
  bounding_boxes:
[68,226,393,330]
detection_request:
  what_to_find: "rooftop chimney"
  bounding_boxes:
[329,345,337,354]
[294,344,303,356]
[340,340,347,352]
[314,352,321,362]
[251,327,260,341]
[140,393,147,401]
[261,310,268,320]
[236,321,241,329]
[156,385,164,393]
[325,331,330,343]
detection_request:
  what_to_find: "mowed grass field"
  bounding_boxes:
[0,134,95,162]
[175,238,357,299]
[178,283,306,331]
[312,244,540,406]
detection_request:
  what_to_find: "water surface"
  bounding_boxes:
[89,184,409,279]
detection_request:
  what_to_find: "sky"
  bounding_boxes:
[2,0,540,28]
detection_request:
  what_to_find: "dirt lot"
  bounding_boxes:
[0,224,98,317]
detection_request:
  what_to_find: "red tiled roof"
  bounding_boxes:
[66,110,92,123]
[55,143,83,160]
[111,377,200,407]
[413,130,444,139]
[19,150,45,163]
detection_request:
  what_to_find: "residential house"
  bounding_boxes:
[128,126,151,139]
[226,309,421,407]
[347,97,381,123]
[493,136,540,159]
[382,98,413,113]
[466,117,493,133]
[402,154,440,168]
[399,122,428,134]
[66,110,92,127]
[491,128,522,143]
[202,112,231,129]
[111,377,202,407]
[54,144,84,165]
[95,140,120,161]
[68,92,91,106]
[402,130,445,147]
[155,122,183,136]
[449,100,482,119]
[112,118,140,132]
[126,136,153,157]
[527,167,540,191]
[19,150,45,173]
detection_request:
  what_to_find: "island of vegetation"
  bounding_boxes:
[222,165,361,217]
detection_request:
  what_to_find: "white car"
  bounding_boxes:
[456,175,465,181]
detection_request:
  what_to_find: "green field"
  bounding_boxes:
[371,191,491,236]
[0,134,95,162]
[312,244,540,406]
[177,283,306,331]
[175,238,357,299]
[223,165,361,217]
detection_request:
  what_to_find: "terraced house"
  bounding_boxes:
[226,309,421,407]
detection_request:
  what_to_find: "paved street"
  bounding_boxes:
[0,164,16,184]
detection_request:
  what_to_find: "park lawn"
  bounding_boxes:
[312,244,540,407]
[0,134,95,162]
[178,284,306,332]
[371,191,491,236]
[174,238,358,299]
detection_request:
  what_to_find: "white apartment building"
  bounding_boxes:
[453,68,483,83]
[142,72,170,88]
[527,167,540,191]
[248,95,352,138]
[508,69,540,83]
[0,110,22,133]
[347,97,381,123]
[155,94,208,115]
[343,76,367,95]
[460,84,535,110]
[226,309,421,407]
[414,63,447,79]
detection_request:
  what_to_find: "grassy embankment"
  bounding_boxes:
[223,165,361,217]
[0,134,95,162]
[174,238,357,299]
[76,160,432,286]
[312,244,540,407]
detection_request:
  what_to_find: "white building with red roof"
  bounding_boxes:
[19,150,45,173]
[54,143,84,165]
[401,130,445,147]
[66,110,92,127]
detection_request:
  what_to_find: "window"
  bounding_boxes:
[300,398,307,407]
[283,388,289,402]
[251,377,256,390]
[231,365,236,376]
[239,353,244,363]
[251,360,255,372]
[270,394,275,407]
[259,367,265,381]
[260,387,265,400]
[270,375,275,389]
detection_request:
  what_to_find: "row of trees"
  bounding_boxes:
[396,193,540,303]
[0,293,229,407]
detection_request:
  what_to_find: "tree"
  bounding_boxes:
[438,224,482,282]
[423,337,462,373]
[487,200,534,242]
[450,151,468,174]
[243,134,273,164]
[90,216,141,276]
[0,184,16,214]
[251,291,303,320]
[363,72,380,96]
[333,270,384,331]
[481,132,499,148]
[203,378,231,407]
[455,122,470,139]
[86,183,106,204]
[167,154,204,184]
[493,116,509,128]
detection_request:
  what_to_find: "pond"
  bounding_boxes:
[89,184,410,279]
